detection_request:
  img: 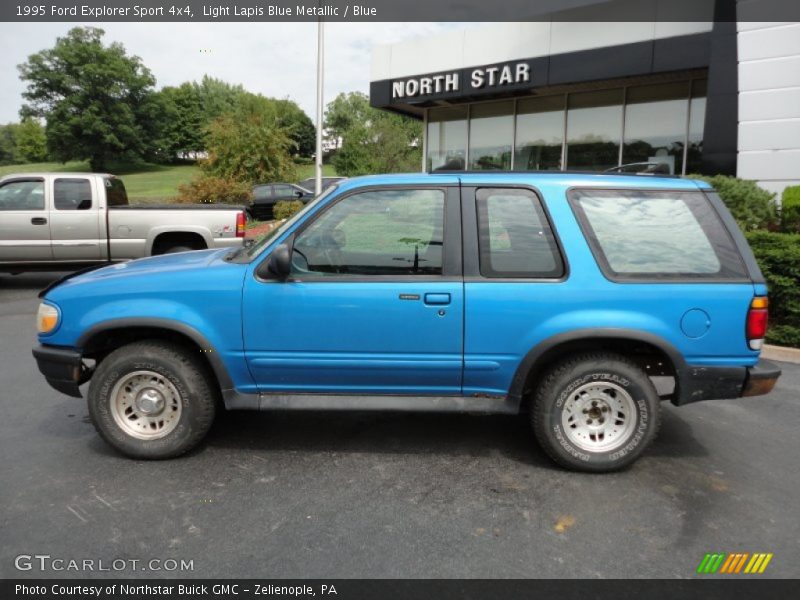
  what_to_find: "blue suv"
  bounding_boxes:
[32,173,781,471]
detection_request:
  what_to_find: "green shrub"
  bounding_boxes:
[745,230,800,347]
[175,175,252,204]
[780,185,800,233]
[273,200,304,220]
[687,174,777,231]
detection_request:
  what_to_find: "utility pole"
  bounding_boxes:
[315,17,324,196]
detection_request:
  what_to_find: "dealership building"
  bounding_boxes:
[369,1,800,195]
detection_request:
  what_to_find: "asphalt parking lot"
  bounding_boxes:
[1,272,799,579]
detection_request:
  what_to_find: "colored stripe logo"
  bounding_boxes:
[696,552,773,574]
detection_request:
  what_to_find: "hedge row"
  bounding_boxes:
[745,231,800,347]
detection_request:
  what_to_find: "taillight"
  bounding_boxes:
[236,211,245,238]
[746,296,768,350]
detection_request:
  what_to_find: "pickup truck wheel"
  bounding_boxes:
[161,245,194,254]
[87,340,216,459]
[531,352,660,473]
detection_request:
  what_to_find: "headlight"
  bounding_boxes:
[37,303,60,334]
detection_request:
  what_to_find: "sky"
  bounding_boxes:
[0,22,462,124]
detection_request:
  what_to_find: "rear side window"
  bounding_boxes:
[105,177,128,207]
[569,189,748,280]
[54,178,92,210]
[476,188,564,278]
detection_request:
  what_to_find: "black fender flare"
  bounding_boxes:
[508,328,688,402]
[76,317,236,391]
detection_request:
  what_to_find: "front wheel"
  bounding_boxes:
[531,352,661,472]
[87,340,217,459]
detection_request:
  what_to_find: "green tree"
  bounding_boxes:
[15,118,48,162]
[325,92,422,176]
[324,91,371,148]
[195,75,245,123]
[156,79,315,160]
[18,27,161,171]
[274,98,316,157]
[0,123,21,165]
[157,83,206,159]
[781,185,800,233]
[202,94,296,184]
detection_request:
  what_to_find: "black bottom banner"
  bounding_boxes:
[3,579,800,600]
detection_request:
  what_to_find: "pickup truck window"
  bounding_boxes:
[570,189,748,280]
[291,188,445,276]
[476,187,564,278]
[54,178,92,211]
[104,177,128,207]
[0,180,44,210]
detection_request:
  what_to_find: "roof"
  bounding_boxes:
[335,171,711,193]
[0,172,114,180]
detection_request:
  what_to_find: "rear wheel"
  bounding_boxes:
[161,245,194,254]
[88,340,216,459]
[531,352,660,472]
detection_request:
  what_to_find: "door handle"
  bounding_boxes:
[31,217,47,225]
[424,293,451,305]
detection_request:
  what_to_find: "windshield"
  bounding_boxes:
[244,185,339,258]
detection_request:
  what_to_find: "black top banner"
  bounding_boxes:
[3,0,800,22]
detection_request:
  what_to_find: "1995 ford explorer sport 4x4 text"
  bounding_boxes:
[32,173,782,472]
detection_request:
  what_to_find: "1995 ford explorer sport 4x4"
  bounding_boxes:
[32,173,782,472]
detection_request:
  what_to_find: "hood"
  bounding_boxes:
[43,248,232,296]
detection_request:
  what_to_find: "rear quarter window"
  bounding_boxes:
[569,188,748,281]
[476,187,564,278]
[105,177,128,207]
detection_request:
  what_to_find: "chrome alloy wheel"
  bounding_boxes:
[109,370,183,440]
[561,382,637,453]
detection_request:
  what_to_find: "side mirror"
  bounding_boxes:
[294,190,303,198]
[265,243,291,280]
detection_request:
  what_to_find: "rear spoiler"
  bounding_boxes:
[38,264,110,299]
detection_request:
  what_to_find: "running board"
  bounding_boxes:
[222,391,519,414]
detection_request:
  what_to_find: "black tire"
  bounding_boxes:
[531,352,660,473]
[161,245,195,254]
[87,340,217,459]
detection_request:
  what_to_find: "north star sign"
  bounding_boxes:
[391,61,532,100]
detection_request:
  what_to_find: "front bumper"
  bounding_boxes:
[32,345,89,398]
[675,358,781,405]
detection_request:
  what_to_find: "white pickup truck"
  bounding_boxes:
[0,172,246,272]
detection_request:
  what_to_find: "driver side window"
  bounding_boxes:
[291,188,445,277]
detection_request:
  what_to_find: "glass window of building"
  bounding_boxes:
[566,89,623,171]
[426,107,468,171]
[686,79,707,174]
[622,82,690,175]
[514,95,565,171]
[468,101,514,170]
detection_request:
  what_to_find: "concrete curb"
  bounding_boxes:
[762,344,800,364]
